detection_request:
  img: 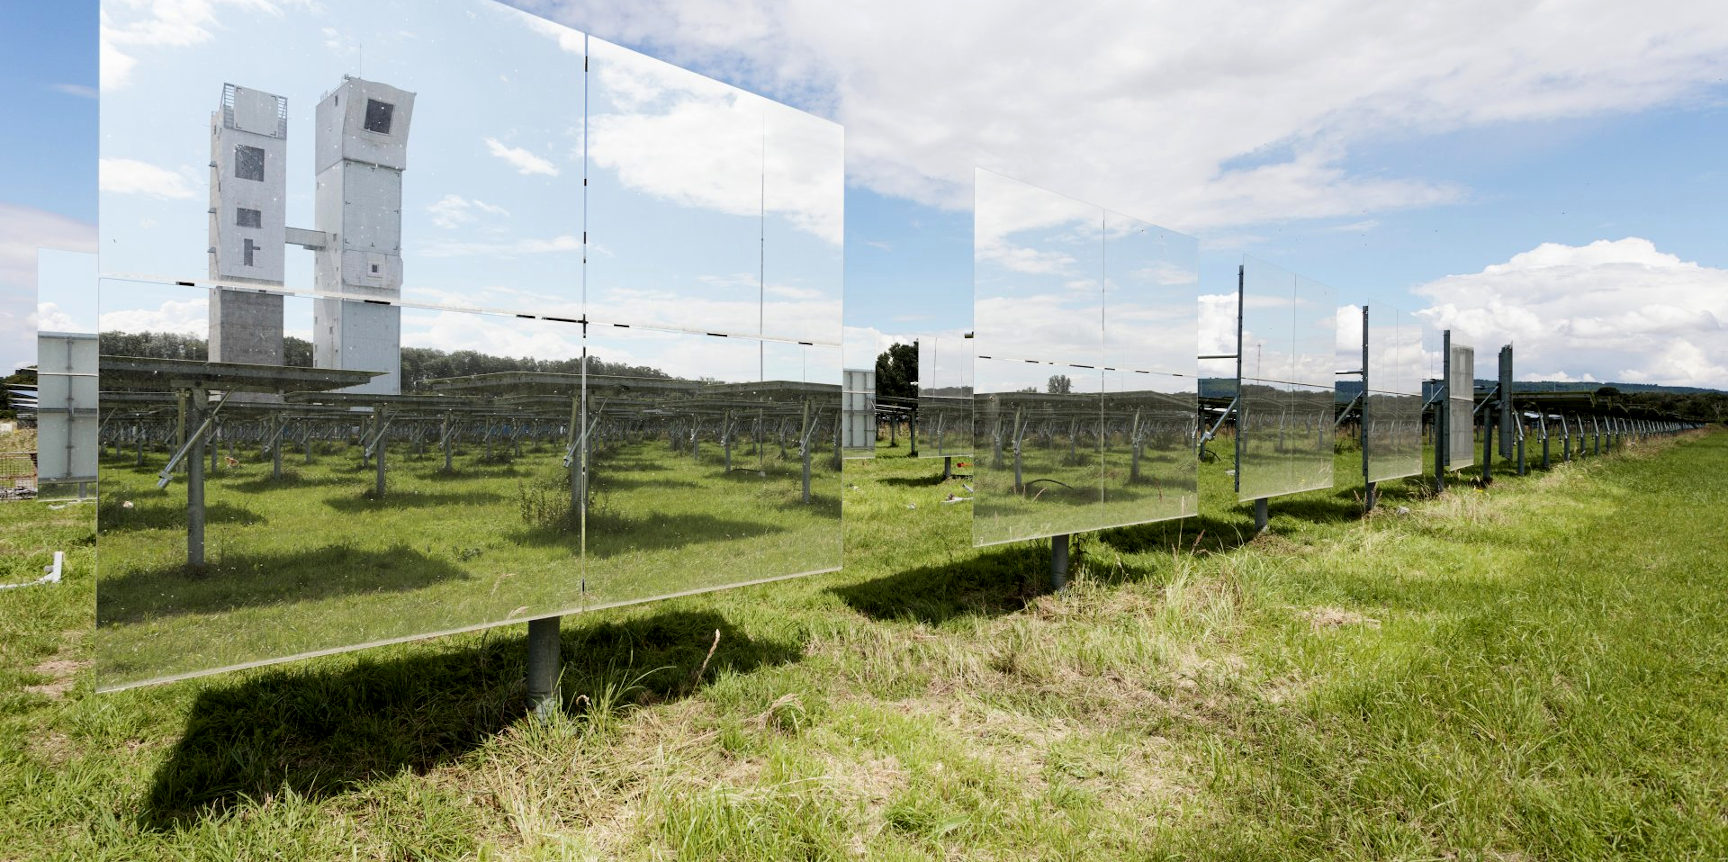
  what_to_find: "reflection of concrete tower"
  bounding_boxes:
[313,76,414,395]
[209,83,286,366]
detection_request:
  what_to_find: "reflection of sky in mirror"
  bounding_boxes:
[1240,256,1336,388]
[1102,212,1198,376]
[917,332,973,395]
[38,249,98,334]
[974,169,1102,365]
[99,0,840,346]
[585,38,841,342]
[843,185,972,372]
[101,0,583,297]
[1366,307,1426,396]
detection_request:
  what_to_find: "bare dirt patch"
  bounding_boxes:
[1301,606,1381,630]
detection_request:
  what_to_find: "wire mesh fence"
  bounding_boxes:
[0,451,37,500]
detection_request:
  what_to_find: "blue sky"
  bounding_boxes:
[4,1,1727,389]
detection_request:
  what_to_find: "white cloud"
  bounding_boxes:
[1415,238,1728,389]
[484,137,561,176]
[517,0,1728,231]
[100,0,296,91]
[425,194,511,230]
[50,83,98,99]
[419,234,582,258]
[99,158,196,200]
[586,39,843,245]
[34,302,81,334]
[99,296,208,337]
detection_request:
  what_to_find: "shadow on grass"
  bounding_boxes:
[832,543,1052,625]
[878,473,950,488]
[223,472,353,494]
[140,608,801,830]
[513,511,789,557]
[96,544,470,626]
[97,500,266,534]
[322,489,507,513]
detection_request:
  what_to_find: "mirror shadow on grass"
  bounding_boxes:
[833,543,1055,625]
[141,608,802,830]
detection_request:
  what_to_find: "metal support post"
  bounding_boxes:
[1359,305,1372,512]
[370,406,384,497]
[1253,498,1269,533]
[1481,388,1494,485]
[526,616,561,718]
[1051,534,1070,592]
[1435,330,1450,494]
[187,387,207,570]
[942,455,952,480]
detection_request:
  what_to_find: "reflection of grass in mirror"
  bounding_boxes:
[95,434,842,688]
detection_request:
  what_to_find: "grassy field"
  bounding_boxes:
[2,428,1725,859]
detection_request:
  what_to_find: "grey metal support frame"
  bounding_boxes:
[1480,382,1495,486]
[1434,330,1450,494]
[1051,533,1070,592]
[526,616,561,718]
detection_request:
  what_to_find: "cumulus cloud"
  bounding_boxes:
[425,194,511,230]
[0,207,97,375]
[419,234,581,258]
[99,158,196,199]
[99,296,208,337]
[484,137,561,176]
[1415,238,1728,389]
[515,0,1728,231]
[586,38,843,245]
[100,0,295,91]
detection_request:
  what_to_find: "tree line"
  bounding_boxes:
[97,331,671,393]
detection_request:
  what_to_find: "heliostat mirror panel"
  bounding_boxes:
[972,170,1198,545]
[1448,343,1476,469]
[1365,308,1425,482]
[1236,257,1336,502]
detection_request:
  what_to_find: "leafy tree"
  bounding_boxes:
[875,342,918,401]
[1047,374,1072,394]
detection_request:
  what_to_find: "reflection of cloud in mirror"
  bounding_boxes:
[35,303,81,333]
[98,158,196,200]
[590,38,841,245]
[100,296,207,337]
[484,137,561,176]
[426,194,510,230]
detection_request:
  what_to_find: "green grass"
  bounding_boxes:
[2,429,1725,858]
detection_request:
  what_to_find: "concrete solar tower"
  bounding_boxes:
[208,83,288,366]
[312,76,414,395]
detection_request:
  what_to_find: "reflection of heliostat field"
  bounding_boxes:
[93,0,841,691]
